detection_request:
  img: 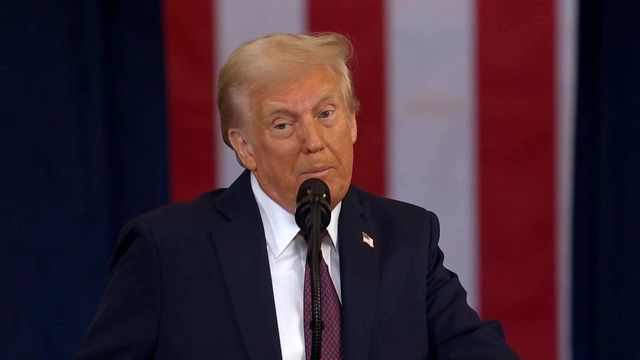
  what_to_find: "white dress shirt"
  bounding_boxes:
[250,173,342,360]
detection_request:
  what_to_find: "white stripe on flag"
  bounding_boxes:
[556,0,577,358]
[215,0,307,187]
[387,0,478,308]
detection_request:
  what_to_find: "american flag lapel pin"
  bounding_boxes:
[362,232,374,248]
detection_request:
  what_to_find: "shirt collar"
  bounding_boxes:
[250,173,341,258]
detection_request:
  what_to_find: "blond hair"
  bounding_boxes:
[216,32,360,147]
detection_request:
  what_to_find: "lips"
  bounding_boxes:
[301,166,331,177]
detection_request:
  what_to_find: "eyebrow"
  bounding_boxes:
[262,106,297,119]
[262,92,339,118]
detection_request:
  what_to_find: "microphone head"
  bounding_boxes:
[295,178,331,234]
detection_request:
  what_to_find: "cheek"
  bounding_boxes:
[259,143,301,173]
[340,134,355,160]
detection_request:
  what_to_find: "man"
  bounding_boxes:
[76,33,518,359]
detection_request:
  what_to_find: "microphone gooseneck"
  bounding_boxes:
[295,178,331,360]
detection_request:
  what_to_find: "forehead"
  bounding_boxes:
[254,65,343,113]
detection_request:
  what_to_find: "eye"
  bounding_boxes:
[271,120,295,138]
[319,110,334,119]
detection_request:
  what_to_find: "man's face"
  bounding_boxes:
[228,65,357,214]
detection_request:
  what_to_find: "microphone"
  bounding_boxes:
[295,178,331,235]
[295,178,331,360]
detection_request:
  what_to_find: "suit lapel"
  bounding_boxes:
[339,189,380,360]
[211,171,282,360]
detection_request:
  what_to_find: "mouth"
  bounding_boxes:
[301,167,332,178]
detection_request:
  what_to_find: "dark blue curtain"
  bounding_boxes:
[0,0,168,358]
[573,0,640,359]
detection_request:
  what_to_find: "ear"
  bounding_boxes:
[349,114,357,144]
[228,128,257,170]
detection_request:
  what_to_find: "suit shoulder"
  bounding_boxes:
[125,188,227,236]
[349,185,436,222]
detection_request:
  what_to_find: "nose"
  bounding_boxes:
[300,117,325,153]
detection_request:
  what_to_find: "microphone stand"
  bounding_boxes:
[295,178,331,360]
[308,199,323,360]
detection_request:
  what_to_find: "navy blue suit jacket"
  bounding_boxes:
[76,171,518,359]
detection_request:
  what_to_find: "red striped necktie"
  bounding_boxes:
[303,232,343,360]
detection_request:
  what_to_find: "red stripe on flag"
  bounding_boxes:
[477,1,557,359]
[162,0,216,201]
[307,1,386,195]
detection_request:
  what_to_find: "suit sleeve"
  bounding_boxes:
[425,211,519,360]
[74,220,161,359]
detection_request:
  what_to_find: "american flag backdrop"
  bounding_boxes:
[163,1,577,359]
[5,0,640,358]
